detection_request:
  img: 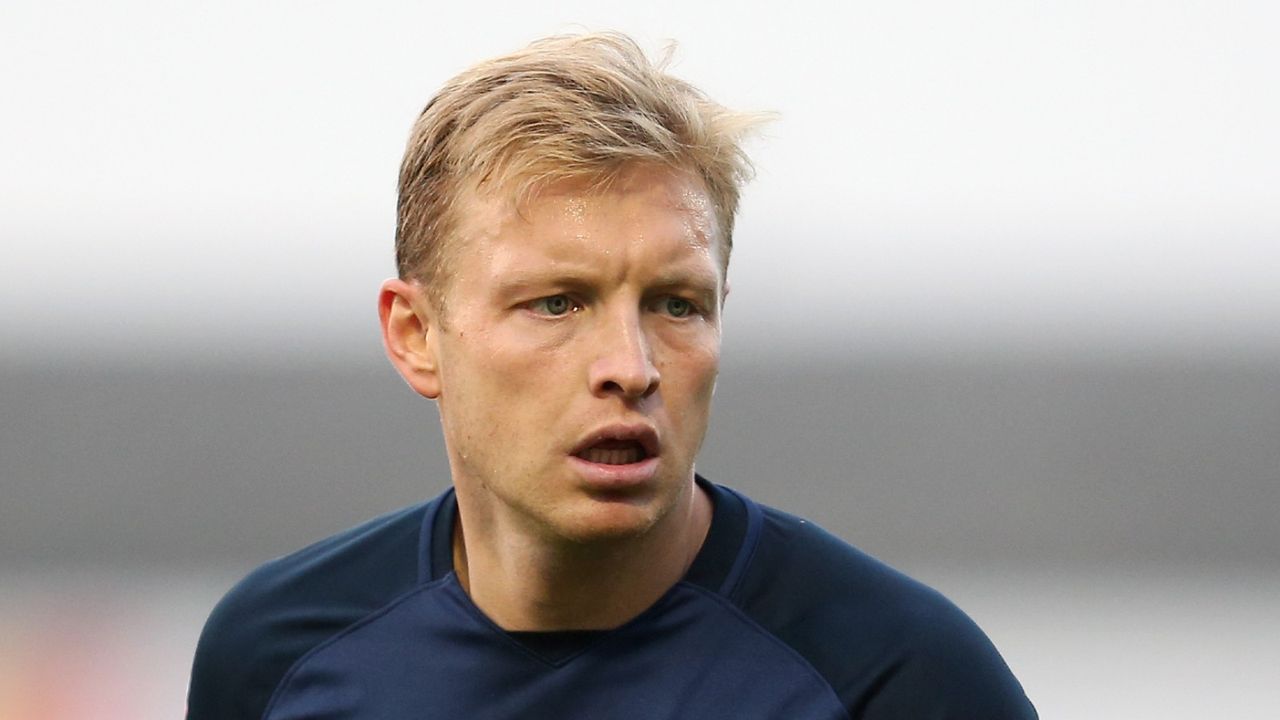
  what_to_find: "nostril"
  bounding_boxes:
[589,344,660,398]
[596,374,659,399]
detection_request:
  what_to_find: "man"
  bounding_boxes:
[188,32,1036,719]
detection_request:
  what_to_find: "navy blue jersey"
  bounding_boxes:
[188,478,1036,719]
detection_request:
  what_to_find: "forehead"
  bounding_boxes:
[451,165,724,267]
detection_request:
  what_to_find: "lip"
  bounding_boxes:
[568,423,661,490]
[568,454,660,490]
[570,423,660,458]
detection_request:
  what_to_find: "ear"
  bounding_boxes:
[379,278,442,399]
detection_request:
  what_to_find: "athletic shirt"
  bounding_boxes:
[187,477,1037,719]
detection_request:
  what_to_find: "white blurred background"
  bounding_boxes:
[2,1,1277,717]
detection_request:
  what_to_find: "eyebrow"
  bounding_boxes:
[651,268,720,292]
[648,269,723,309]
[491,266,721,301]
[490,268,596,302]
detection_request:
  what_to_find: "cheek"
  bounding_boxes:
[662,340,720,406]
[447,335,568,425]
[438,337,518,428]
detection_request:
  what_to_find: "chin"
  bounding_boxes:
[548,497,667,545]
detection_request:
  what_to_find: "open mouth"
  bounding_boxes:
[574,439,650,466]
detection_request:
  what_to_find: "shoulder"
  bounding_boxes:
[734,502,1037,719]
[186,502,428,720]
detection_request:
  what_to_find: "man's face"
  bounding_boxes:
[426,164,724,544]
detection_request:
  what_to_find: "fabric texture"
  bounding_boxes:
[187,477,1037,719]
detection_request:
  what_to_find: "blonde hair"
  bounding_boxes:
[395,31,769,303]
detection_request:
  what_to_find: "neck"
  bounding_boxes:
[451,483,713,631]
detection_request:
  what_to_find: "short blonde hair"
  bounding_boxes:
[395,31,768,303]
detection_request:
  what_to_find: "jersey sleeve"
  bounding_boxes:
[186,562,308,720]
[186,501,429,719]
[733,506,1037,719]
[852,586,1038,719]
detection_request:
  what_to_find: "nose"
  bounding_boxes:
[588,310,660,400]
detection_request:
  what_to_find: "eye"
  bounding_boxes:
[529,294,578,316]
[662,297,694,318]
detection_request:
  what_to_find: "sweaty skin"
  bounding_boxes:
[380,164,722,630]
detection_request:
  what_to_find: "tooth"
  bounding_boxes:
[580,447,643,465]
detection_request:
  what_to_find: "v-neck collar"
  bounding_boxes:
[414,475,760,665]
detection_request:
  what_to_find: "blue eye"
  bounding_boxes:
[532,295,575,316]
[664,297,693,318]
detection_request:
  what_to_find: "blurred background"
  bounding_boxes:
[2,1,1277,717]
